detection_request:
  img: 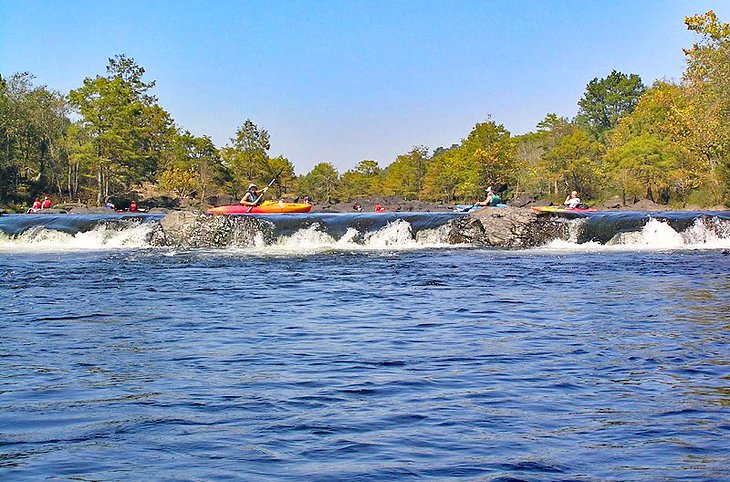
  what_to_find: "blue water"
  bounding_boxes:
[1,245,729,480]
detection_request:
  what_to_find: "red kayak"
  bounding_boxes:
[207,201,312,215]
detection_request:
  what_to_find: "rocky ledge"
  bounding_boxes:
[447,207,566,248]
[153,207,567,249]
[151,211,272,248]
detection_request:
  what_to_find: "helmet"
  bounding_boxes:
[248,183,258,190]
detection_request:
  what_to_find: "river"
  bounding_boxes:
[1,211,729,480]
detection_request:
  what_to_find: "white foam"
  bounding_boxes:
[231,220,457,256]
[0,223,156,252]
[536,218,730,253]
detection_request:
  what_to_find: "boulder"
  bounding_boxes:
[625,199,666,211]
[67,207,112,214]
[601,196,623,209]
[447,207,565,248]
[527,198,552,207]
[510,194,537,208]
[27,208,68,214]
[152,211,272,248]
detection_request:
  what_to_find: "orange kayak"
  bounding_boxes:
[207,201,313,215]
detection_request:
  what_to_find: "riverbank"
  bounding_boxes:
[4,194,728,215]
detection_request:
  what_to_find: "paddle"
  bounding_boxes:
[246,169,285,213]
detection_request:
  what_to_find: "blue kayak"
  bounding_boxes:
[455,204,507,212]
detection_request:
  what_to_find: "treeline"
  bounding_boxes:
[1,10,728,210]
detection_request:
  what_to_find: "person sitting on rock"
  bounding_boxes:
[564,191,581,209]
[475,186,502,207]
[240,183,268,206]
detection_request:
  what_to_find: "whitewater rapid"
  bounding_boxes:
[536,217,730,252]
[1,212,729,254]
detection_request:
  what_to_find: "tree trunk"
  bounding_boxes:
[97,163,103,206]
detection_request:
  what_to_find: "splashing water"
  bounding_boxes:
[538,218,730,252]
[0,223,157,252]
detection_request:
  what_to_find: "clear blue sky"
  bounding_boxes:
[1,0,726,173]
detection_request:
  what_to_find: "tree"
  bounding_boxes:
[422,120,514,202]
[544,125,603,198]
[340,160,381,200]
[606,81,699,204]
[299,162,340,202]
[0,72,70,204]
[222,119,271,195]
[160,131,228,204]
[69,55,169,205]
[576,70,646,139]
[681,10,730,201]
[381,146,430,199]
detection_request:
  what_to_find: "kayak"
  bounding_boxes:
[207,201,312,215]
[455,204,508,212]
[531,206,598,213]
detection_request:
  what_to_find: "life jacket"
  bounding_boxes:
[489,194,502,206]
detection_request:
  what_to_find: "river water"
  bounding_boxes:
[1,211,729,481]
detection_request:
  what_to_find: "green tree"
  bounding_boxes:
[340,160,381,200]
[544,125,603,198]
[69,54,169,205]
[221,119,271,195]
[160,131,228,204]
[381,146,430,199]
[607,81,699,204]
[0,72,70,204]
[423,121,514,202]
[299,162,340,202]
[681,10,730,201]
[576,70,646,139]
[266,155,297,199]
[511,114,573,197]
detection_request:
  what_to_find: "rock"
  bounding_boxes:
[510,194,537,208]
[625,199,666,211]
[528,198,552,207]
[153,211,272,248]
[601,196,623,209]
[27,208,68,214]
[447,207,565,248]
[147,207,170,214]
[67,207,112,214]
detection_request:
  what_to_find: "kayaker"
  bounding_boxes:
[41,196,52,209]
[240,183,268,207]
[475,186,502,207]
[564,191,581,209]
[353,202,363,212]
[130,200,138,212]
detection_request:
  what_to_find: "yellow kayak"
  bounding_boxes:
[531,206,597,213]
